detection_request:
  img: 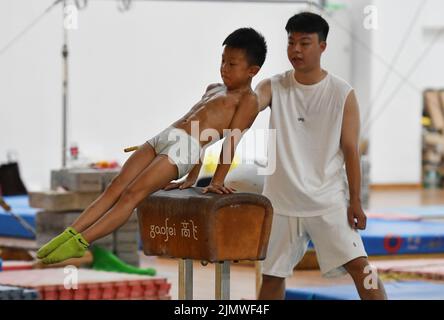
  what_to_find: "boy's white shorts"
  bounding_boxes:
[262,207,368,278]
[147,126,201,179]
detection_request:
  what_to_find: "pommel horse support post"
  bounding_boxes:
[137,187,273,300]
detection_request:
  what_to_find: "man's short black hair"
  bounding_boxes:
[222,28,267,67]
[285,12,329,42]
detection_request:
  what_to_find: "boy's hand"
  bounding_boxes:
[202,182,236,195]
[163,179,196,191]
[347,201,367,230]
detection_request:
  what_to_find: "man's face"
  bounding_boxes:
[220,46,257,89]
[287,32,326,72]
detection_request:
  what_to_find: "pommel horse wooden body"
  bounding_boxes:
[137,187,273,300]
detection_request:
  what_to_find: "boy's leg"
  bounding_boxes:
[258,275,286,300]
[38,143,158,259]
[42,154,178,263]
[81,154,178,243]
[344,257,387,300]
[71,143,156,233]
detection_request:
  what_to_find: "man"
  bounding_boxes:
[255,12,387,300]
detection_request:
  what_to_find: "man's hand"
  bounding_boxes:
[202,182,236,194]
[347,201,367,230]
[163,179,196,191]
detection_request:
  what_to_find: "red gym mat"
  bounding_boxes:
[0,268,171,300]
[1,260,34,271]
[372,259,444,280]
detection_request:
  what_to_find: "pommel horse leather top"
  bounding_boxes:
[137,187,273,263]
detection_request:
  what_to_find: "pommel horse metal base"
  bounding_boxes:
[137,188,273,300]
[177,259,230,300]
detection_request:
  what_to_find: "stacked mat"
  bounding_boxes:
[0,284,39,300]
[422,90,444,188]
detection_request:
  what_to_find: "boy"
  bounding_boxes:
[37,28,267,265]
[255,13,387,299]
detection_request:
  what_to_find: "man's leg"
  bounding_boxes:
[258,275,286,300]
[71,143,156,233]
[258,215,307,300]
[344,256,387,300]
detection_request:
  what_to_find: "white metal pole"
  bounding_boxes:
[62,0,69,168]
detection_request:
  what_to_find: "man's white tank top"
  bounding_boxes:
[262,70,353,217]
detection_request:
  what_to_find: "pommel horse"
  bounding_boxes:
[137,187,273,300]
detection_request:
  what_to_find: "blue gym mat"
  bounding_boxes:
[360,219,444,255]
[286,281,444,300]
[0,284,39,300]
[305,217,444,255]
[0,195,37,239]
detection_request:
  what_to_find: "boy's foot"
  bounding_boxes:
[36,227,78,259]
[41,233,89,265]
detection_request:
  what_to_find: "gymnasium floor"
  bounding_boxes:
[1,188,444,300]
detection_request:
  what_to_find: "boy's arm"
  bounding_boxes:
[186,159,203,183]
[203,94,259,194]
[164,158,203,190]
[340,90,367,230]
[254,78,272,112]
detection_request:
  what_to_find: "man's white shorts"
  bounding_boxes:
[262,207,368,278]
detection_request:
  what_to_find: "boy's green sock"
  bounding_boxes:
[41,233,89,265]
[36,227,78,259]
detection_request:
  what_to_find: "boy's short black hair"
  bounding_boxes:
[285,12,329,42]
[222,28,267,67]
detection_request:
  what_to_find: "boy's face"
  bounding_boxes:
[287,32,326,73]
[220,46,259,90]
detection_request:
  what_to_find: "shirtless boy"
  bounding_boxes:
[37,28,267,264]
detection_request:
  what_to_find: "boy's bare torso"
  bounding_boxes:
[172,84,254,146]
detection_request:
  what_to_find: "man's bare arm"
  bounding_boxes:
[205,83,222,93]
[254,79,272,112]
[340,90,366,230]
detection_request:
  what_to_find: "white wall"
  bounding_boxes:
[367,0,444,184]
[4,0,439,189]
[0,0,353,190]
[328,0,444,185]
